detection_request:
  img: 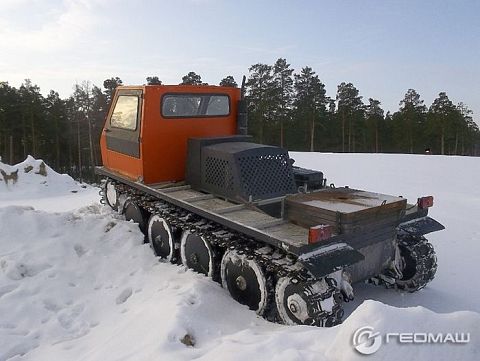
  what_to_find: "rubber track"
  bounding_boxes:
[370,234,437,292]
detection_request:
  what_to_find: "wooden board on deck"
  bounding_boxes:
[160,184,311,247]
[285,187,406,233]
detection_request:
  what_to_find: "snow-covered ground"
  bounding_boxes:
[0,154,479,361]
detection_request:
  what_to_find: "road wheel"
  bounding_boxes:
[147,215,175,262]
[275,276,342,326]
[124,200,148,235]
[180,231,214,277]
[220,249,268,315]
[105,179,119,211]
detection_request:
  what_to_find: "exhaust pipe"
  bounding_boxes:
[237,75,248,135]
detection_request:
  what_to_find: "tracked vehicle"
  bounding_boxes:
[95,79,444,326]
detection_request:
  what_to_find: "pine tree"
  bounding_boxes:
[457,103,480,155]
[293,67,328,152]
[103,77,123,105]
[219,76,237,87]
[336,82,364,152]
[246,63,275,144]
[396,89,427,153]
[18,80,45,158]
[146,76,162,85]
[72,81,96,179]
[0,82,20,163]
[272,58,294,148]
[365,98,384,152]
[45,90,67,169]
[181,72,203,85]
[428,92,457,155]
[90,86,108,165]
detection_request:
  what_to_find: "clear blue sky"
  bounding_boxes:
[1,0,479,122]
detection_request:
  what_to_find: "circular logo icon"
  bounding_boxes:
[353,326,382,355]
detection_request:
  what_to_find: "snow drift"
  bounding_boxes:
[0,156,98,211]
[0,154,479,361]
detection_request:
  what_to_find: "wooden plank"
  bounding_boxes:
[287,210,402,236]
[162,189,203,200]
[183,194,215,203]
[161,185,192,193]
[254,219,288,230]
[215,204,247,214]
[224,209,275,227]
[195,198,235,212]
[149,181,184,190]
[265,223,309,247]
[286,206,403,228]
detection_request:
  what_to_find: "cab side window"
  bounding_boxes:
[110,95,139,130]
[205,95,230,115]
[161,94,229,117]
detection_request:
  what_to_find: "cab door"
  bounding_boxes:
[105,89,143,158]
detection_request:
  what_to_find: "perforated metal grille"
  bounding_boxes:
[204,156,234,191]
[238,153,294,198]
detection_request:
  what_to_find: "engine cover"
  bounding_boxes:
[186,137,296,202]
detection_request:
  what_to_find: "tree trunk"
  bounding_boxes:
[310,114,315,152]
[77,117,82,182]
[348,118,352,152]
[407,118,413,154]
[2,135,5,161]
[257,115,264,144]
[409,131,413,154]
[440,129,445,155]
[454,130,459,155]
[22,113,27,159]
[87,116,96,176]
[67,117,73,175]
[30,108,36,156]
[280,83,285,148]
[9,135,13,164]
[375,124,379,153]
[352,129,356,152]
[341,110,345,152]
[280,118,284,148]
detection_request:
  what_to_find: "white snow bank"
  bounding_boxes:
[1,205,478,361]
[0,156,98,212]
[326,300,479,361]
[0,206,265,361]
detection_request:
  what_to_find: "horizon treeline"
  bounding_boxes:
[245,59,479,156]
[0,59,479,182]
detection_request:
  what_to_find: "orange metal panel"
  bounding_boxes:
[100,84,240,184]
[142,85,240,184]
[100,86,144,181]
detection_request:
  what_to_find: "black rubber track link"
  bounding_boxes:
[371,234,437,292]
[103,178,344,326]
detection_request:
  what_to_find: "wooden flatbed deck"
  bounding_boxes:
[96,167,311,253]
